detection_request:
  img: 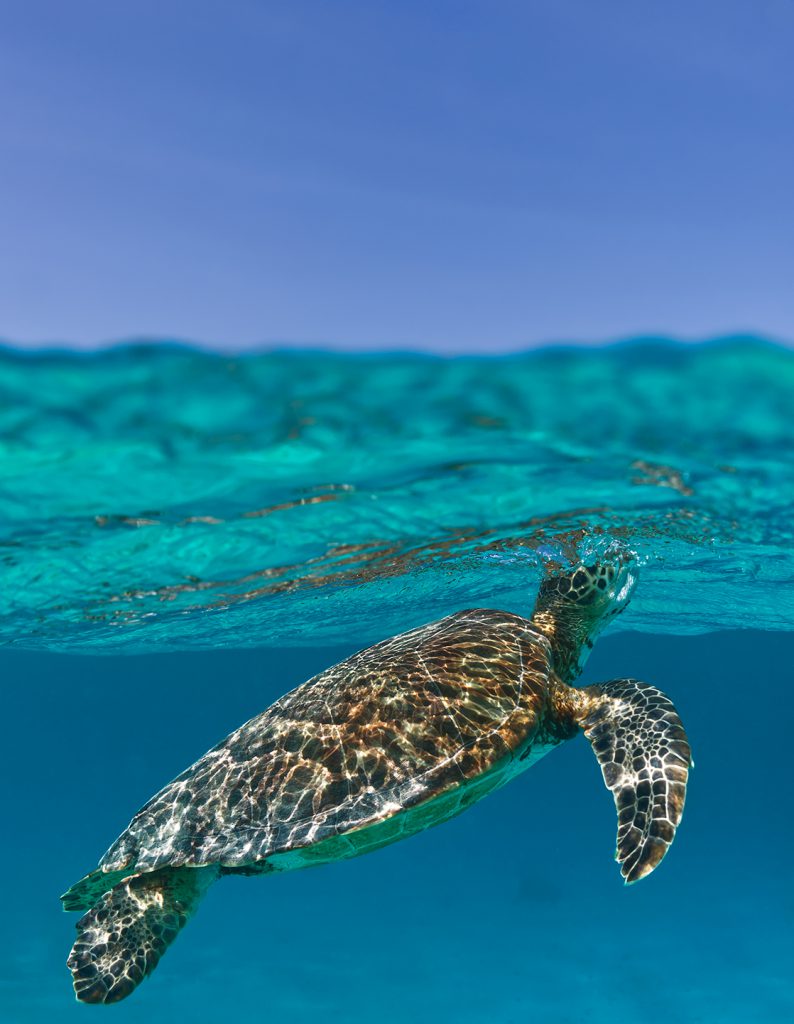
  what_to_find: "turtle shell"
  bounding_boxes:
[99,609,557,876]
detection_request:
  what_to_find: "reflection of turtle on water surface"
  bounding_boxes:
[63,560,691,1004]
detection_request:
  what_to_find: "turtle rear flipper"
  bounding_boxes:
[579,678,691,883]
[67,866,215,1003]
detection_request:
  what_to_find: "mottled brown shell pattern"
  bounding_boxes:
[99,610,571,876]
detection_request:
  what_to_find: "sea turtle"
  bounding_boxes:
[62,560,691,1004]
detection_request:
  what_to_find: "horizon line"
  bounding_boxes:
[0,331,791,360]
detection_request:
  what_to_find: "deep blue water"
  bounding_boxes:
[1,632,792,1023]
[0,340,792,1021]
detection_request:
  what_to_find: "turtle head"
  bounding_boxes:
[530,560,637,683]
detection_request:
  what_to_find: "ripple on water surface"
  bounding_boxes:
[0,338,792,651]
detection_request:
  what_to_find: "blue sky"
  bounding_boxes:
[1,1,792,352]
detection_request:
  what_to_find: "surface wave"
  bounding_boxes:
[1,339,792,651]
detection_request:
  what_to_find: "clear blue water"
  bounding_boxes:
[0,340,792,1022]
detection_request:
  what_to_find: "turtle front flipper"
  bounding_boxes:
[67,866,216,1003]
[577,678,691,883]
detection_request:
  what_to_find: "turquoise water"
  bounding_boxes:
[1,340,792,1022]
[2,339,793,651]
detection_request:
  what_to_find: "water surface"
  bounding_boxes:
[1,339,792,652]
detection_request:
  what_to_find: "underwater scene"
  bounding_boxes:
[1,339,792,1023]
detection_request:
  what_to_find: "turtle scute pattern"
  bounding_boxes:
[538,562,619,607]
[99,610,567,875]
[579,678,691,883]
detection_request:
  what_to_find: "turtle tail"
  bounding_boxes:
[66,866,216,1003]
[576,678,692,883]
